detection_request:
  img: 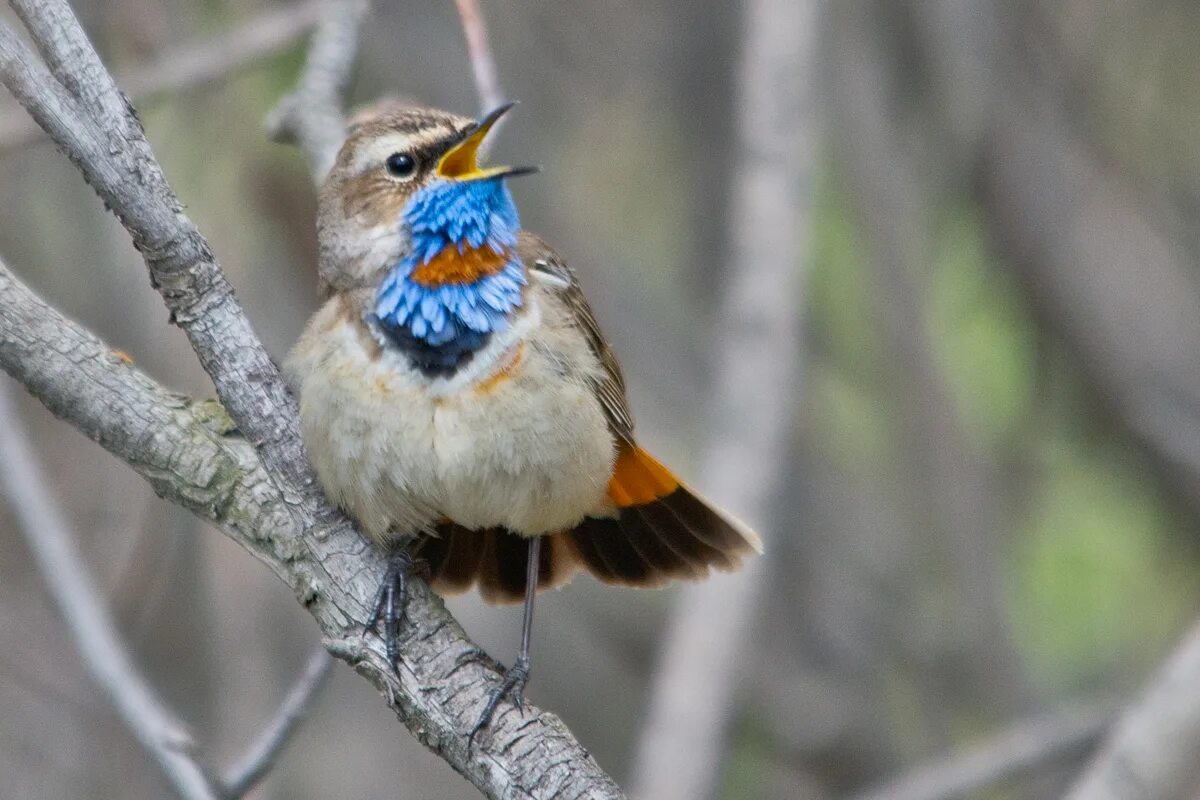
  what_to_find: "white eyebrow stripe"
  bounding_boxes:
[349,128,455,174]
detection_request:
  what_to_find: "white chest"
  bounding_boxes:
[287,298,616,544]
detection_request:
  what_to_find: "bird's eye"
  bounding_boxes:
[385,152,417,179]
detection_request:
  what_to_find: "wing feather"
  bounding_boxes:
[518,232,636,442]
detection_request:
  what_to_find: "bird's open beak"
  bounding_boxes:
[436,102,539,181]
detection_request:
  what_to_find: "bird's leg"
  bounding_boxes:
[470,536,541,743]
[364,546,419,673]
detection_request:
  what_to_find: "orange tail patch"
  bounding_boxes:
[559,442,763,590]
[608,443,680,507]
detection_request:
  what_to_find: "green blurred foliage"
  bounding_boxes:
[806,177,1199,713]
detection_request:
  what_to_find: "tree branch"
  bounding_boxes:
[0,381,218,800]
[0,2,322,153]
[221,644,333,799]
[1064,623,1200,800]
[265,0,368,180]
[0,0,626,795]
[0,8,309,496]
[851,701,1115,800]
[452,0,504,114]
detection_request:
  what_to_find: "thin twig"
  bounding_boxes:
[0,382,218,800]
[0,1,322,153]
[627,1,815,798]
[851,701,1116,800]
[221,645,333,799]
[266,0,369,180]
[452,0,504,114]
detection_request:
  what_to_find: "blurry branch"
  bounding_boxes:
[848,2,1200,797]
[1064,623,1200,800]
[0,1,625,797]
[899,0,1200,514]
[976,79,1200,514]
[628,0,815,798]
[0,1,322,153]
[826,0,1034,724]
[851,701,1115,800]
[452,0,504,114]
[266,0,368,180]
[0,382,218,800]
[0,273,330,800]
[221,644,333,798]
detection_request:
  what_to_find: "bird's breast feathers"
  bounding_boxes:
[286,286,616,543]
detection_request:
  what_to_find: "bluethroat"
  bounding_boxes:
[286,102,762,738]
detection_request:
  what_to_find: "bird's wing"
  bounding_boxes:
[517,232,761,589]
[414,233,760,604]
[518,232,636,443]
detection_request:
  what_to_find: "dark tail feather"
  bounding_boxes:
[410,442,761,601]
[413,523,579,605]
[568,483,762,589]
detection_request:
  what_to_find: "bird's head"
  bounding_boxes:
[317,101,535,295]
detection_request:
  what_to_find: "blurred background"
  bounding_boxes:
[2,0,1200,798]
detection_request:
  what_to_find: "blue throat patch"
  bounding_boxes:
[374,178,526,375]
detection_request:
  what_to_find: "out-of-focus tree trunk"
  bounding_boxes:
[628,1,816,798]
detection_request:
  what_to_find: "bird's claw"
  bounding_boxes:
[468,657,531,746]
[364,549,419,673]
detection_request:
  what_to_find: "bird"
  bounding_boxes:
[286,101,762,738]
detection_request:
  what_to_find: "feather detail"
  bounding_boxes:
[408,445,761,605]
[374,177,524,339]
[412,523,580,605]
[556,442,762,588]
[372,176,527,374]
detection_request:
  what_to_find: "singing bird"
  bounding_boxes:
[287,102,762,736]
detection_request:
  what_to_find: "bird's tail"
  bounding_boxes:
[411,443,762,605]
[566,443,762,589]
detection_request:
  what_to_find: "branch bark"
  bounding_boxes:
[0,2,322,153]
[628,0,815,798]
[0,1,626,796]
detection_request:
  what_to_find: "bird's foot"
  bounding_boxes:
[468,656,530,746]
[364,549,421,673]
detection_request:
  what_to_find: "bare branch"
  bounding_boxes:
[0,1,627,793]
[0,9,311,497]
[222,645,333,799]
[628,1,816,798]
[1064,623,1200,800]
[266,0,369,180]
[0,382,218,800]
[10,0,127,125]
[452,0,504,114]
[0,2,322,153]
[851,701,1115,800]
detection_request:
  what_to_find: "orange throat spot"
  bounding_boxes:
[409,242,510,287]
